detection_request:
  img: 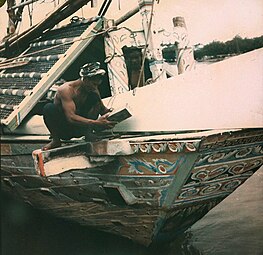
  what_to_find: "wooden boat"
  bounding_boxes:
[1,0,263,246]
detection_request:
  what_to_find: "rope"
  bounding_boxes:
[150,68,165,83]
[104,33,116,64]
[134,0,155,94]
[106,93,116,109]
[104,26,138,64]
[27,1,33,27]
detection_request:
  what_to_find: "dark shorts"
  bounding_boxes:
[43,103,87,140]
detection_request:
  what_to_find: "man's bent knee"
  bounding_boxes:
[43,103,57,117]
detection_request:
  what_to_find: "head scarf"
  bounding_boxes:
[79,62,106,78]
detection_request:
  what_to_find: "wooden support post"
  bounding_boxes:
[172,16,195,74]
[138,0,166,82]
[104,20,129,95]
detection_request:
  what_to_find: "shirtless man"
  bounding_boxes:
[42,62,116,150]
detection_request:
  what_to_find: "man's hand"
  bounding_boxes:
[95,113,117,130]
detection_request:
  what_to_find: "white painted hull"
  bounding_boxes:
[105,48,263,132]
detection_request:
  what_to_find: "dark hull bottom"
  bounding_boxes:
[2,181,226,246]
[2,163,260,246]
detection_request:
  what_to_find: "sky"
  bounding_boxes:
[0,0,262,45]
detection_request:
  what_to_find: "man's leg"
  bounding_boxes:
[42,103,62,150]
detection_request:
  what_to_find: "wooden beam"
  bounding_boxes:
[7,0,40,11]
[0,0,92,56]
[115,6,140,26]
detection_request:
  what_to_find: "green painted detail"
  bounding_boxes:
[152,151,199,240]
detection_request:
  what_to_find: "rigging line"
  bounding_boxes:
[119,26,138,47]
[151,69,165,83]
[106,94,116,108]
[134,1,155,93]
[81,6,84,18]
[99,0,112,17]
[27,5,31,26]
[16,20,22,36]
[27,0,34,27]
[98,0,109,16]
[104,33,116,63]
[103,25,136,63]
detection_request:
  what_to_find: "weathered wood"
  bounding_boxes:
[1,129,263,245]
[0,0,93,56]
[7,0,40,11]
[0,60,29,70]
[1,18,103,131]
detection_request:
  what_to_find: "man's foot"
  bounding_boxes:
[42,139,61,151]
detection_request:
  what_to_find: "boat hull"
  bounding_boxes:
[1,129,263,246]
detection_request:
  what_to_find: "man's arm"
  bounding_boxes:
[58,88,115,129]
[100,103,112,116]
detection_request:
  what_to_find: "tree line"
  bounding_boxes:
[194,35,263,60]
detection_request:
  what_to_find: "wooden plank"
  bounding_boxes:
[0,60,29,70]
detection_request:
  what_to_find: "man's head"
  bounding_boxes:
[79,62,106,86]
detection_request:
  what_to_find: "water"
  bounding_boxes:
[2,167,263,255]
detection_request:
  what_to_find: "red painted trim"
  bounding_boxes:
[38,152,45,177]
